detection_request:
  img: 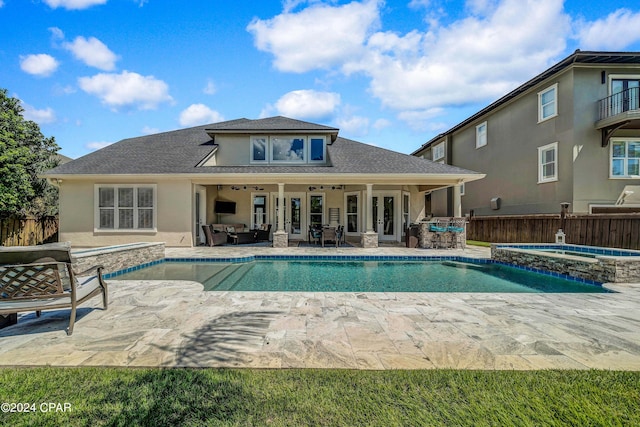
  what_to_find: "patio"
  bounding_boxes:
[1,245,639,370]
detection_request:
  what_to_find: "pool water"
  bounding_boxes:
[113,260,609,293]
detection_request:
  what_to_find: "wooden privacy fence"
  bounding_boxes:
[0,216,59,247]
[467,214,640,250]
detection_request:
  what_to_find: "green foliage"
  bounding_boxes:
[0,88,60,218]
[0,368,639,426]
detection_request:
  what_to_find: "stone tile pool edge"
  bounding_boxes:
[103,254,606,288]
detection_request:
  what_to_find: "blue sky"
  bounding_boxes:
[2,0,640,158]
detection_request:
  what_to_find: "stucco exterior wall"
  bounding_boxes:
[59,179,194,247]
[572,67,640,212]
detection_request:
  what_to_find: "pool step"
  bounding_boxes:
[222,263,256,290]
[201,264,247,290]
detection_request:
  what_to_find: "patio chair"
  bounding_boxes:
[322,227,338,247]
[202,225,227,246]
[255,224,272,241]
[309,225,322,245]
[0,242,108,335]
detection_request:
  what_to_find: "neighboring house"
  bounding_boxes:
[44,116,483,247]
[412,50,640,217]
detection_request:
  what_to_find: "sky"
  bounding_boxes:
[2,0,640,159]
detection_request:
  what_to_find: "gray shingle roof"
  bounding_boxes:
[46,117,479,176]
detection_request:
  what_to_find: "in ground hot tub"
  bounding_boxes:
[491,243,640,284]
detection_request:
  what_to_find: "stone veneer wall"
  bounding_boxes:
[71,242,165,275]
[418,219,466,249]
[491,245,640,283]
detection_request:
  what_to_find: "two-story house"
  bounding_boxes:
[44,116,483,247]
[412,50,640,217]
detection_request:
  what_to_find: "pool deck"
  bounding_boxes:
[1,244,640,370]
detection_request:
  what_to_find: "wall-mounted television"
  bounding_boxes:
[215,200,236,214]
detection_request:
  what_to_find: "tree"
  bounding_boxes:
[0,88,60,218]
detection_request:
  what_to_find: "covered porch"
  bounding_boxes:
[192,173,478,248]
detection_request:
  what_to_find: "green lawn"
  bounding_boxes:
[1,368,638,426]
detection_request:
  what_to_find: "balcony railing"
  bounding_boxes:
[598,87,640,121]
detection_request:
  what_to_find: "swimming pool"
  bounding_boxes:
[111,258,609,293]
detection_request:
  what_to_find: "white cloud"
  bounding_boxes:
[203,79,217,95]
[179,104,224,126]
[19,54,59,77]
[85,141,114,151]
[272,90,341,120]
[49,27,65,40]
[372,118,391,130]
[335,115,370,137]
[0,1,5,8]
[350,0,570,113]
[63,36,118,70]
[44,0,107,10]
[247,0,381,72]
[576,9,640,50]
[21,103,56,124]
[142,126,160,135]
[250,0,574,130]
[78,71,173,110]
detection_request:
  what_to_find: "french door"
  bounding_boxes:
[612,78,640,115]
[271,193,305,240]
[372,192,397,241]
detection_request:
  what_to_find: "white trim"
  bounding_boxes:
[538,83,558,123]
[609,138,640,179]
[94,184,157,232]
[344,191,360,236]
[475,121,487,148]
[249,136,268,164]
[251,192,269,229]
[432,141,445,162]
[307,192,325,227]
[537,142,558,183]
[608,74,640,95]
[307,136,327,163]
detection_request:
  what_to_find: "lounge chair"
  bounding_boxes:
[0,242,108,335]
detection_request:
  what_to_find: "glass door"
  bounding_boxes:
[372,193,397,241]
[272,193,305,240]
[612,78,640,115]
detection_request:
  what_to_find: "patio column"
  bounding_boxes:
[273,183,288,248]
[453,183,462,218]
[361,183,378,248]
[366,183,373,232]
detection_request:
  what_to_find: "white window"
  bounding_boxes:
[345,192,359,234]
[308,194,324,227]
[610,138,640,178]
[432,142,445,162]
[538,142,558,183]
[460,183,465,196]
[250,135,326,164]
[95,185,156,231]
[251,137,268,163]
[476,122,487,148]
[538,84,558,122]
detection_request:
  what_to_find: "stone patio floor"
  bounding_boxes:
[1,245,639,370]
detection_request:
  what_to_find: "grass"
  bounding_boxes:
[466,240,492,247]
[1,368,639,426]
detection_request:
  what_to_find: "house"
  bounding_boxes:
[44,116,483,247]
[412,51,640,217]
